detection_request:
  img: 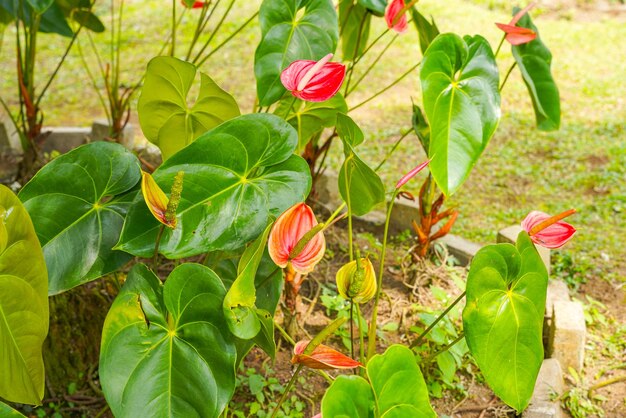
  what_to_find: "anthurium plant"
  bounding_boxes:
[0,0,570,416]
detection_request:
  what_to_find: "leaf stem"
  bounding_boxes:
[152,224,166,273]
[410,291,466,348]
[355,302,365,367]
[420,332,465,363]
[588,375,626,397]
[350,299,355,360]
[270,364,303,418]
[347,32,400,97]
[196,10,259,67]
[367,188,400,360]
[349,62,420,111]
[494,34,506,58]
[499,61,517,92]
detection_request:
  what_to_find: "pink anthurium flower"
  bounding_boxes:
[395,159,430,189]
[291,340,361,370]
[280,53,346,102]
[495,3,537,45]
[385,0,408,33]
[268,203,326,275]
[521,209,576,249]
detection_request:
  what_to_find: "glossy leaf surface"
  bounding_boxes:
[100,263,236,418]
[276,94,347,152]
[0,185,48,405]
[420,34,500,195]
[138,56,240,160]
[512,9,560,131]
[339,0,371,61]
[117,114,311,259]
[357,0,385,16]
[19,142,140,295]
[321,345,436,417]
[0,401,27,417]
[463,232,548,413]
[255,0,338,106]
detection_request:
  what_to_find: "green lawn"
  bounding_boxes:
[1,1,624,289]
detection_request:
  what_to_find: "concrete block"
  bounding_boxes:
[41,127,90,154]
[497,224,551,274]
[549,301,586,372]
[545,280,570,319]
[439,234,482,267]
[0,110,23,153]
[523,358,564,418]
[90,119,135,150]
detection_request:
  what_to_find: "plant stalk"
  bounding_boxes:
[410,291,466,348]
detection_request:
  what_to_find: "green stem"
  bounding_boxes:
[344,156,354,261]
[350,299,355,360]
[349,62,420,111]
[494,34,506,58]
[588,375,626,397]
[170,0,176,56]
[499,61,517,92]
[347,32,400,97]
[192,0,236,65]
[367,188,400,360]
[420,332,465,363]
[374,129,411,172]
[282,96,297,119]
[275,320,296,346]
[343,11,368,95]
[153,224,166,272]
[410,291,466,348]
[355,302,365,366]
[270,365,303,418]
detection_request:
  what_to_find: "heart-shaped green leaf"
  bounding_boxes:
[511,9,560,131]
[462,231,548,413]
[420,33,500,196]
[368,345,437,417]
[255,0,339,106]
[0,401,27,417]
[276,94,348,152]
[337,115,384,216]
[322,375,375,418]
[19,142,140,295]
[0,0,73,36]
[138,56,240,161]
[321,345,436,417]
[117,113,311,259]
[26,0,53,14]
[339,0,371,61]
[100,263,237,418]
[0,185,48,405]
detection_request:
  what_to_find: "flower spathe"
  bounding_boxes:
[291,340,361,370]
[495,3,537,45]
[521,209,576,249]
[335,257,377,303]
[280,53,346,102]
[268,203,326,275]
[396,159,430,189]
[141,171,176,229]
[385,0,408,33]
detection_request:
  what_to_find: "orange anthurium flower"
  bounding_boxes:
[495,3,537,45]
[268,203,326,275]
[141,171,176,229]
[291,340,361,370]
[521,209,576,249]
[385,0,408,33]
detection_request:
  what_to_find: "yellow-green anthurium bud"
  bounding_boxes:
[335,257,376,303]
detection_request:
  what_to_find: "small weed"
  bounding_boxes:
[559,368,606,418]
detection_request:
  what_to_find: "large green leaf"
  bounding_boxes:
[0,401,27,417]
[337,114,384,216]
[322,375,375,418]
[117,114,311,259]
[100,263,237,418]
[255,0,339,106]
[26,0,53,14]
[138,56,240,161]
[420,33,500,196]
[368,345,437,417]
[511,9,560,131]
[339,0,371,61]
[19,142,140,295]
[0,0,73,36]
[462,232,548,413]
[276,94,348,152]
[0,185,48,405]
[321,345,436,417]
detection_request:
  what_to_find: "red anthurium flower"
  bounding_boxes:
[268,203,326,275]
[395,159,430,189]
[495,3,537,45]
[181,0,207,8]
[521,209,576,249]
[385,0,408,33]
[280,53,346,102]
[291,340,361,370]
